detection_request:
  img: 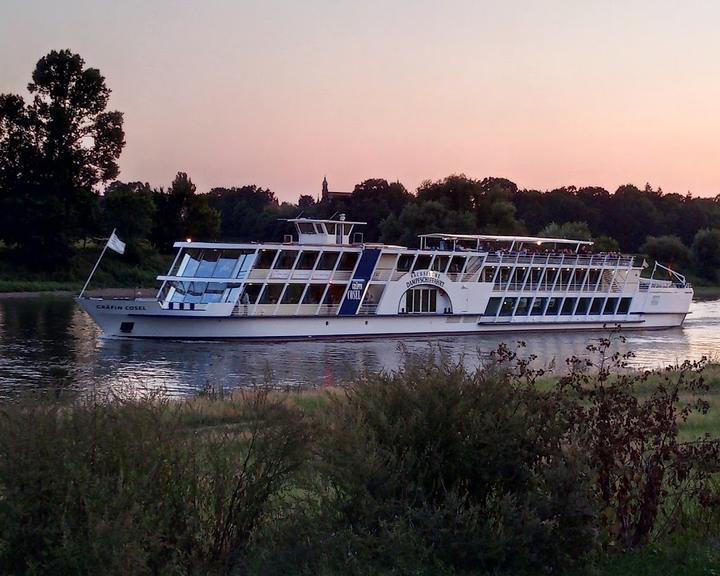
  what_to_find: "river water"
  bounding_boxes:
[0,294,718,398]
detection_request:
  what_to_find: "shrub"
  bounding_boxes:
[554,336,720,549]
[0,388,311,575]
[250,350,598,575]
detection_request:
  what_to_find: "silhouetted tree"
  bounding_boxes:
[691,228,720,280]
[103,181,156,242]
[0,49,124,262]
[347,179,411,241]
[152,172,220,250]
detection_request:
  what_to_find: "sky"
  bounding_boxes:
[1,0,720,201]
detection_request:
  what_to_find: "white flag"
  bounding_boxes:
[107,231,126,255]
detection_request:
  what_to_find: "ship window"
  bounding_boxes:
[587,269,601,287]
[337,252,359,271]
[259,284,284,304]
[213,252,239,278]
[511,267,527,288]
[255,249,277,269]
[235,253,256,278]
[240,283,262,304]
[413,255,432,271]
[618,297,632,314]
[590,298,604,314]
[298,222,316,234]
[201,282,227,304]
[302,284,326,304]
[561,298,576,315]
[448,256,466,274]
[281,284,305,304]
[530,297,547,315]
[184,282,208,304]
[323,284,346,305]
[544,268,559,289]
[297,251,319,270]
[275,250,298,270]
[405,288,437,313]
[179,249,202,277]
[545,297,561,315]
[603,298,619,315]
[484,297,501,316]
[432,255,449,273]
[196,250,220,277]
[516,297,531,315]
[325,223,337,235]
[481,266,496,282]
[317,252,339,270]
[575,297,591,315]
[397,254,414,272]
[499,297,517,316]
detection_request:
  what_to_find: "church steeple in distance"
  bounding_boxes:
[322,176,329,197]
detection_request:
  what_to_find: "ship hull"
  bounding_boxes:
[77,298,688,341]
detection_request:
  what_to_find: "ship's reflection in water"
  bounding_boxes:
[0,295,718,397]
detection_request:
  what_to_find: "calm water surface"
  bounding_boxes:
[0,294,718,397]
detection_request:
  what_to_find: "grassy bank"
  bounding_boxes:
[0,244,171,293]
[2,345,720,575]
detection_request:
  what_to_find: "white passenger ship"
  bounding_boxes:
[78,216,693,340]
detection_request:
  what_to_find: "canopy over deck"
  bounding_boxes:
[419,233,593,252]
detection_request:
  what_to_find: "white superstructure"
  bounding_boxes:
[77,217,693,340]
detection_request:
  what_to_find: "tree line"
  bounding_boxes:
[2,50,720,280]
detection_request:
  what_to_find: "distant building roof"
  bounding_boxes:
[321,176,352,201]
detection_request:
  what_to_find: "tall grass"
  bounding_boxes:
[1,345,720,575]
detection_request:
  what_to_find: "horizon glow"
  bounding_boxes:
[1,0,720,201]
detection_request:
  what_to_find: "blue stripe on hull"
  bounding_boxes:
[338,248,381,316]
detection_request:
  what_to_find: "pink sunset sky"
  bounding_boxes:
[2,0,719,201]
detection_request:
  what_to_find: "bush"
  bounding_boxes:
[556,337,720,549]
[0,389,311,575]
[250,350,598,575]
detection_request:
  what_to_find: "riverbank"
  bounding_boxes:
[0,245,170,294]
[2,354,719,575]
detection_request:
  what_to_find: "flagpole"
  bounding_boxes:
[78,228,114,299]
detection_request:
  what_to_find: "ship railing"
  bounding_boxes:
[357,304,379,315]
[482,252,635,268]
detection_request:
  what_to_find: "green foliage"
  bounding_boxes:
[539,221,592,241]
[252,352,598,575]
[0,389,311,575]
[691,228,720,281]
[0,49,124,261]
[593,235,620,252]
[641,235,692,267]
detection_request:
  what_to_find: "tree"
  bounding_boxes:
[691,228,720,280]
[381,201,477,246]
[593,235,620,253]
[348,179,411,241]
[640,235,691,268]
[539,221,592,241]
[151,172,220,250]
[103,181,156,242]
[0,49,124,261]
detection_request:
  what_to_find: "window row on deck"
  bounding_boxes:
[484,296,633,317]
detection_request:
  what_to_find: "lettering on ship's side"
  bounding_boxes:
[346,280,365,301]
[406,270,445,289]
[96,304,147,311]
